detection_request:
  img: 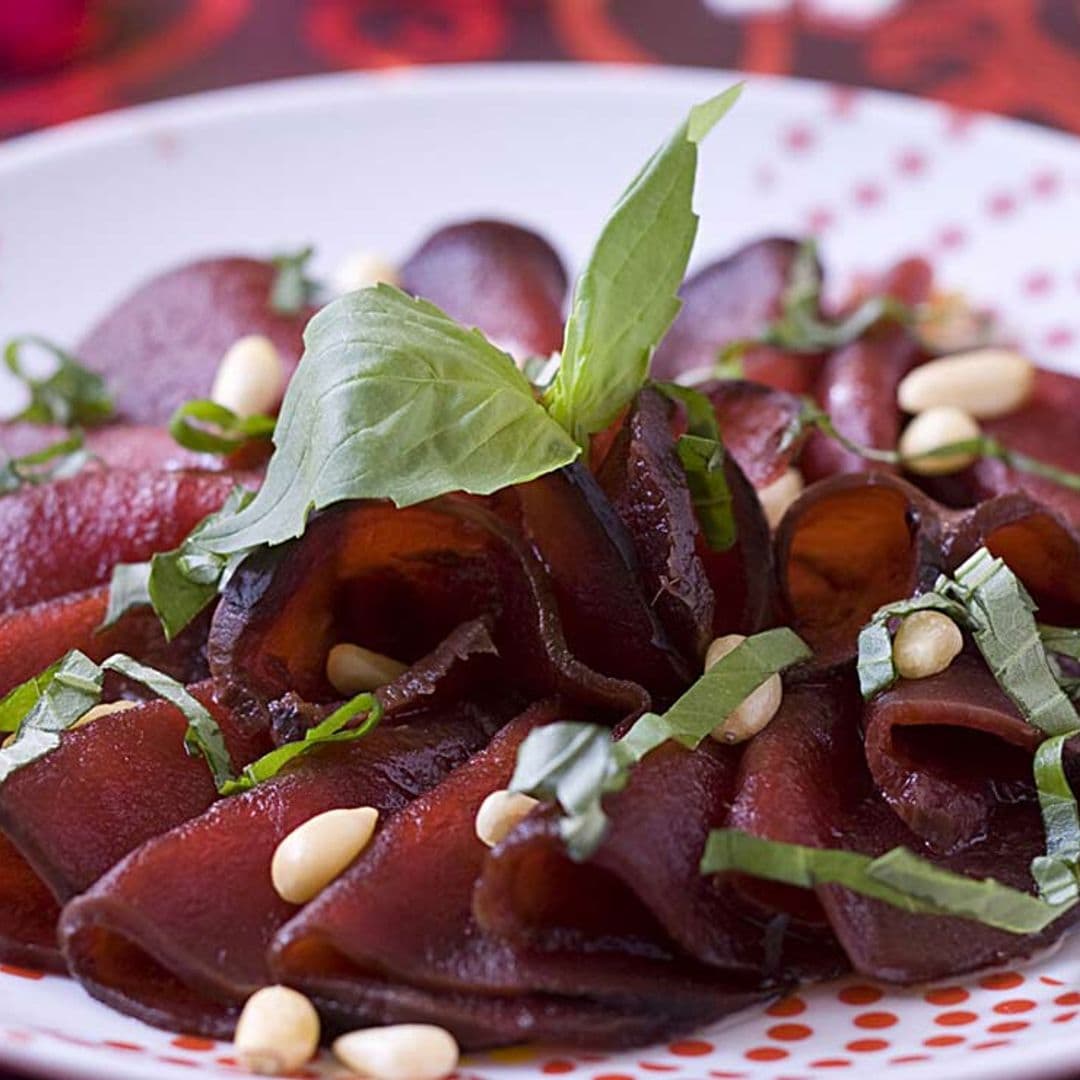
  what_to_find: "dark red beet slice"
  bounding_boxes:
[776,473,947,666]
[400,220,567,360]
[476,719,845,983]
[651,237,820,393]
[493,466,691,698]
[0,682,269,903]
[0,469,237,614]
[58,705,499,1038]
[76,257,314,424]
[0,833,63,972]
[0,422,221,473]
[863,653,1042,852]
[703,380,806,489]
[208,497,646,729]
[272,708,767,1050]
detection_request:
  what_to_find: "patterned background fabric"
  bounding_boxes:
[2,0,1080,140]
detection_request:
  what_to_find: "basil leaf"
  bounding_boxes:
[856,592,970,699]
[511,627,810,859]
[193,286,580,556]
[100,654,234,789]
[101,561,153,629]
[760,239,912,354]
[169,399,275,455]
[700,829,1071,934]
[543,85,743,447]
[656,382,736,551]
[0,431,92,495]
[0,661,62,733]
[269,246,316,315]
[0,651,104,783]
[220,692,381,796]
[4,337,113,427]
[145,487,256,639]
[1042,625,1080,662]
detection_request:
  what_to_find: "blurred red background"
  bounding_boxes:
[1,0,1080,138]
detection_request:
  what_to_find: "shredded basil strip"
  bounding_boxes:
[169,399,276,455]
[269,245,317,315]
[510,627,810,859]
[4,337,113,427]
[101,561,154,629]
[0,431,93,495]
[700,830,1071,935]
[0,651,235,789]
[760,239,912,355]
[655,382,736,551]
[220,693,383,796]
[544,84,743,447]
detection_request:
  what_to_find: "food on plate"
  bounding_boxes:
[1,84,1079,1075]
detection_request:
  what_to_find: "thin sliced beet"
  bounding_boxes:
[76,257,314,424]
[400,220,567,360]
[59,705,500,1037]
[0,470,237,614]
[0,832,63,972]
[272,708,767,1050]
[651,237,819,392]
[776,473,945,666]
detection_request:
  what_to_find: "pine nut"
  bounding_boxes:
[326,643,408,694]
[757,468,804,530]
[915,291,990,355]
[271,806,379,905]
[475,789,539,848]
[333,1024,459,1080]
[210,334,285,418]
[333,250,400,295]
[704,634,783,744]
[234,985,319,1076]
[71,700,137,731]
[898,406,981,476]
[892,610,964,680]
[897,348,1034,419]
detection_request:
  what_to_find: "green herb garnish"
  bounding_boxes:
[510,627,810,859]
[544,85,743,447]
[220,692,382,796]
[700,830,1071,935]
[169,399,276,455]
[0,431,93,494]
[4,337,113,427]
[269,246,317,315]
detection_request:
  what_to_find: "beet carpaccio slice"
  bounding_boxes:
[271,708,769,1050]
[76,257,314,424]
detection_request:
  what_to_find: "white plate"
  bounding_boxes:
[0,64,1078,1080]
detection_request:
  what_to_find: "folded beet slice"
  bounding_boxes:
[209,496,647,727]
[59,704,501,1037]
[272,708,767,1050]
[703,380,806,490]
[651,237,820,392]
[0,682,268,904]
[776,473,946,666]
[76,257,314,424]
[801,257,932,482]
[493,466,691,697]
[0,832,63,972]
[863,652,1044,853]
[0,469,237,614]
[476,713,845,984]
[400,220,567,360]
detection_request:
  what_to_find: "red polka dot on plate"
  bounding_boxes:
[853,181,883,208]
[542,1062,575,1074]
[103,1041,144,1053]
[1031,170,1061,197]
[987,192,1017,217]
[1041,975,1066,986]
[784,125,815,153]
[925,987,969,1006]
[766,996,807,1017]
[1023,271,1054,296]
[767,1023,812,1042]
[1054,1011,1078,1024]
[745,1046,788,1062]
[935,1011,978,1027]
[925,1035,965,1047]
[171,1036,214,1052]
[897,149,926,176]
[1055,992,1080,1006]
[846,1039,889,1053]
[891,1055,931,1065]
[993,999,1036,1015]
[810,1058,852,1069]
[853,1011,898,1030]
[0,965,43,980]
[972,1040,1013,1051]
[936,224,967,250]
[979,971,1024,991]
[668,1039,713,1056]
[989,1021,1029,1034]
[838,984,883,1006]
[592,1074,634,1080]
